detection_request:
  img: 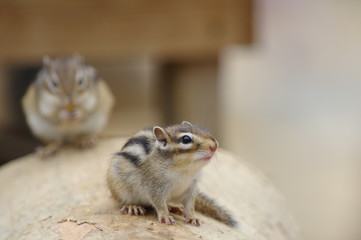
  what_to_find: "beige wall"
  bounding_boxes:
[98,58,164,135]
[219,1,361,240]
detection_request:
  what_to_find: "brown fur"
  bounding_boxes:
[195,192,238,227]
[107,122,237,227]
[22,54,114,158]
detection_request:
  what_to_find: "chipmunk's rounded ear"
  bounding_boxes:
[42,55,52,67]
[153,126,169,148]
[85,66,98,79]
[182,121,192,126]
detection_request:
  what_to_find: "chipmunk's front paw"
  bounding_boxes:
[36,146,55,159]
[120,205,146,216]
[35,142,61,159]
[186,218,201,227]
[159,215,176,225]
[77,137,97,149]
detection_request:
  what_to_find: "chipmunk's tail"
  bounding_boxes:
[195,192,238,227]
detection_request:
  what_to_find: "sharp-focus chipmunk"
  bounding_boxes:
[107,121,237,227]
[22,54,114,158]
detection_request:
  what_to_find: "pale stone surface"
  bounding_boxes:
[0,138,299,240]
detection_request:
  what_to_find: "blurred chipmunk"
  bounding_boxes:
[22,54,114,158]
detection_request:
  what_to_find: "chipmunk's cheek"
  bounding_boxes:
[78,92,97,111]
[39,92,61,116]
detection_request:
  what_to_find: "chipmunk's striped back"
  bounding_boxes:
[115,128,155,167]
[113,123,217,169]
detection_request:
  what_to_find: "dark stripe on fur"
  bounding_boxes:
[175,149,194,154]
[116,152,140,166]
[123,136,151,154]
[195,192,238,227]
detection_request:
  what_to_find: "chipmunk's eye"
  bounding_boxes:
[46,74,59,93]
[49,81,59,92]
[181,135,193,144]
[51,80,58,88]
[76,70,88,89]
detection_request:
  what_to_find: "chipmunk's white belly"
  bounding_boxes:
[26,108,107,142]
[168,171,200,203]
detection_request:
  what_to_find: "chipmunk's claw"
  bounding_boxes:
[121,205,146,216]
[159,215,176,225]
[187,218,201,227]
[77,137,98,149]
[35,142,62,159]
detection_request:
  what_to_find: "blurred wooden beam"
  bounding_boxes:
[0,0,252,63]
[160,61,219,136]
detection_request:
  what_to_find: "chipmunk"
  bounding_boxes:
[107,121,237,227]
[22,54,114,158]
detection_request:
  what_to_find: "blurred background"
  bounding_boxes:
[0,1,360,240]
